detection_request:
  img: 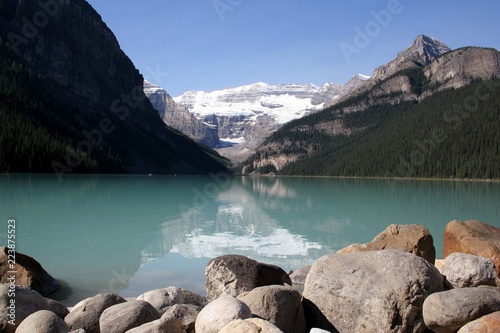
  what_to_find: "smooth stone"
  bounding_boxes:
[162,304,201,333]
[289,266,311,285]
[194,295,251,333]
[423,287,500,333]
[443,220,500,277]
[16,310,69,333]
[65,293,127,333]
[99,300,161,333]
[440,252,496,288]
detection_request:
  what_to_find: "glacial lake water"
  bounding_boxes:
[1,174,499,306]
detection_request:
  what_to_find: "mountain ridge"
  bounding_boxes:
[241,35,500,179]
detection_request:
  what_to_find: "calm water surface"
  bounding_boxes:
[1,174,499,306]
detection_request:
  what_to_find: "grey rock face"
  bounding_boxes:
[237,285,306,333]
[144,81,220,147]
[423,287,500,333]
[302,250,444,333]
[290,265,312,286]
[440,252,496,288]
[65,293,127,333]
[99,300,161,333]
[16,310,69,333]
[205,254,292,301]
[124,314,183,333]
[194,295,252,333]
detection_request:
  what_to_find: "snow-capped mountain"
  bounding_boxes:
[172,77,368,163]
[173,82,324,125]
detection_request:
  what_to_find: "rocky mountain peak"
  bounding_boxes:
[372,34,451,81]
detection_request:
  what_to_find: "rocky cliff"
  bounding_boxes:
[0,0,227,174]
[144,81,219,147]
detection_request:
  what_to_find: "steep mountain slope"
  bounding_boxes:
[0,0,227,174]
[330,35,451,107]
[242,40,500,179]
[144,81,219,147]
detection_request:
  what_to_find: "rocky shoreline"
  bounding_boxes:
[1,219,500,333]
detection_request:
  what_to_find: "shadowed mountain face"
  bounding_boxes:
[0,0,228,174]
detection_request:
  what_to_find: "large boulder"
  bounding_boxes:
[0,247,60,296]
[440,253,496,288]
[194,295,251,333]
[99,300,160,333]
[0,284,69,333]
[136,287,206,315]
[337,224,436,264]
[205,255,291,301]
[237,285,306,333]
[16,310,69,333]
[65,293,127,333]
[457,311,500,333]
[302,250,444,333]
[423,287,500,333]
[219,318,284,333]
[443,220,500,277]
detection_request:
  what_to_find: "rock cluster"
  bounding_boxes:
[1,220,499,333]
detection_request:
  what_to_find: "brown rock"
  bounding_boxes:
[219,318,284,333]
[337,224,436,264]
[443,220,500,277]
[205,255,292,301]
[0,247,60,296]
[16,310,69,333]
[237,285,306,333]
[457,311,500,333]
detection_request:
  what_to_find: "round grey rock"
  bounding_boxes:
[16,310,69,333]
[162,304,201,333]
[440,252,496,288]
[194,295,251,333]
[99,300,161,333]
[65,293,127,333]
[423,287,500,333]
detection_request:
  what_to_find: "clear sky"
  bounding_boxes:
[85,0,500,96]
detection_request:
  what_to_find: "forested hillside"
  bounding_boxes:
[244,65,500,179]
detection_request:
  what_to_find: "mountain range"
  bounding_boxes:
[241,35,500,179]
[145,75,369,163]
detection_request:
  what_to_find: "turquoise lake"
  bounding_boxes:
[1,174,499,306]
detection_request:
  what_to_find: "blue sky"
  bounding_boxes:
[86,0,500,96]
